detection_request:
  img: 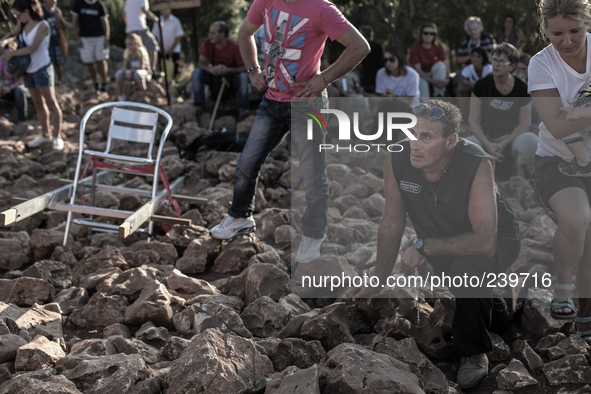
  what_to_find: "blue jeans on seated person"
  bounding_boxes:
[192,68,249,111]
[4,86,28,122]
[228,92,329,239]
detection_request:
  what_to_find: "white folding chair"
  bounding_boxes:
[62,101,178,245]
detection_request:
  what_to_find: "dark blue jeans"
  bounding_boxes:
[4,85,28,122]
[229,93,329,238]
[192,68,250,111]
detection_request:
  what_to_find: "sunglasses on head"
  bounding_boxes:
[384,56,397,63]
[414,104,445,120]
[422,31,436,36]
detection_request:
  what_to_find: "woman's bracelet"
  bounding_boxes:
[247,65,261,74]
[320,72,329,86]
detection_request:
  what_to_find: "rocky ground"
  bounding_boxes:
[0,45,588,394]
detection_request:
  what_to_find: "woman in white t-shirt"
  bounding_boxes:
[529,0,591,337]
[375,46,420,108]
[0,0,63,150]
[457,46,492,97]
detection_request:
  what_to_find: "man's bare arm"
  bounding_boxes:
[292,27,370,99]
[423,159,497,257]
[238,19,267,92]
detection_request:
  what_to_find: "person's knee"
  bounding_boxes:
[560,212,591,239]
[115,70,125,82]
[192,68,203,83]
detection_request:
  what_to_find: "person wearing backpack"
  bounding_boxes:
[0,0,63,150]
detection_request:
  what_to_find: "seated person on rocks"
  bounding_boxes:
[456,47,492,97]
[353,99,521,391]
[409,22,449,98]
[191,21,249,120]
[457,16,496,68]
[0,41,29,124]
[468,43,538,179]
[115,33,151,101]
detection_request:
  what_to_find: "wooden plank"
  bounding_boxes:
[150,0,200,11]
[0,171,116,227]
[119,176,185,238]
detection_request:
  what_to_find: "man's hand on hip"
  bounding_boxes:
[249,69,267,92]
[291,73,327,103]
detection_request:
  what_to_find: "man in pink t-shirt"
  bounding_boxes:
[210,0,370,264]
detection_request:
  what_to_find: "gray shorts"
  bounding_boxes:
[129,29,159,53]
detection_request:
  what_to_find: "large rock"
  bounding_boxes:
[54,287,89,315]
[265,365,320,394]
[0,369,82,394]
[319,343,422,393]
[521,288,569,338]
[496,358,538,390]
[511,339,543,371]
[488,332,511,362]
[162,269,219,300]
[69,293,129,328]
[0,334,28,363]
[96,266,162,301]
[362,193,386,217]
[254,208,290,244]
[298,303,355,351]
[0,236,29,271]
[163,329,274,394]
[124,280,174,328]
[129,240,178,267]
[172,298,252,338]
[270,338,325,372]
[240,296,290,338]
[14,335,66,371]
[77,268,123,291]
[109,335,160,364]
[0,303,64,349]
[55,339,118,372]
[244,263,290,304]
[0,277,55,306]
[175,235,222,274]
[72,246,128,284]
[543,354,591,386]
[21,260,72,288]
[157,336,191,362]
[62,353,155,394]
[543,334,591,361]
[371,336,451,393]
[135,321,170,348]
[30,229,72,261]
[211,234,265,276]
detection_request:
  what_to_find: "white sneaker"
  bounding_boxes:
[209,215,256,240]
[118,95,126,102]
[52,138,64,151]
[27,135,52,148]
[295,234,328,264]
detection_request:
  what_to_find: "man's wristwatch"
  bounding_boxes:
[414,239,427,257]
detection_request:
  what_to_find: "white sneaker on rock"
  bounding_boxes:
[27,135,52,148]
[295,234,328,264]
[209,215,256,240]
[52,138,64,151]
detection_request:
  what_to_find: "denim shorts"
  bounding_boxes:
[24,63,54,88]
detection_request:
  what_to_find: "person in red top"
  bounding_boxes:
[191,21,249,119]
[409,23,449,98]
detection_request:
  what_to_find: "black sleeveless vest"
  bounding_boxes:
[390,138,519,241]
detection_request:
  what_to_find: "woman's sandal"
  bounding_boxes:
[558,158,591,177]
[576,316,591,340]
[550,283,577,320]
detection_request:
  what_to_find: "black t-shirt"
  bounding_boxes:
[71,0,107,38]
[472,74,530,139]
[390,138,520,242]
